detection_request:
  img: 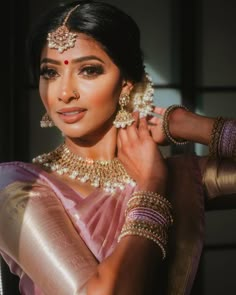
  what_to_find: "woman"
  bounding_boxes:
[0,1,235,294]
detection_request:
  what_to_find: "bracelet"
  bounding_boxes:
[118,190,174,260]
[130,191,173,209]
[162,104,189,145]
[208,116,226,159]
[218,119,236,160]
[127,191,173,223]
[126,196,173,225]
[118,229,167,259]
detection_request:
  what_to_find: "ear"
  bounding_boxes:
[121,79,134,94]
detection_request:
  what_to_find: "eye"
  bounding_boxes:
[40,67,59,80]
[80,65,104,78]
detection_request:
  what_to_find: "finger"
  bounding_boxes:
[117,128,129,144]
[118,111,139,142]
[153,106,166,116]
[148,115,161,126]
[125,118,139,141]
[138,117,151,138]
[132,111,139,128]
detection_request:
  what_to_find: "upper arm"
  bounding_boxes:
[199,157,236,209]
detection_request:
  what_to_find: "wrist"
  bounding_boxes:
[118,190,173,260]
[168,107,191,140]
[168,108,214,145]
[137,173,167,195]
[137,181,166,195]
[162,105,189,145]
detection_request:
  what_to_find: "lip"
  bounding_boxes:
[57,107,87,124]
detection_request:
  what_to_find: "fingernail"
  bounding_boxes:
[139,113,147,118]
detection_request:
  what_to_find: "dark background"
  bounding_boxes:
[0,0,236,294]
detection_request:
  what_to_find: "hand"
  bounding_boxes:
[117,112,167,193]
[147,106,169,145]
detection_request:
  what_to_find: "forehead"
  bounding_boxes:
[41,33,110,62]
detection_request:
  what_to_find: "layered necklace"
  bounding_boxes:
[32,143,136,193]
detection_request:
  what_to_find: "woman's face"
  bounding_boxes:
[39,33,129,139]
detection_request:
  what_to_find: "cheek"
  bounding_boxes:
[39,83,54,110]
[90,92,118,115]
[87,79,121,109]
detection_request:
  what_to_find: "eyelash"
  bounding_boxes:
[39,67,58,80]
[39,65,104,80]
[79,65,104,78]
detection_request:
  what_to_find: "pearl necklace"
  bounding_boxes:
[32,143,136,193]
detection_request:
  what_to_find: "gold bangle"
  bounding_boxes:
[131,191,172,208]
[162,104,189,145]
[208,116,226,159]
[118,229,167,259]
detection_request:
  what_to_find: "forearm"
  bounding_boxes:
[87,186,169,294]
[168,108,214,145]
[87,236,163,295]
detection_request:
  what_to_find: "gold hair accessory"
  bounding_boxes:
[32,143,136,193]
[40,113,54,128]
[47,4,80,53]
[162,104,189,145]
[113,93,135,128]
[131,71,155,117]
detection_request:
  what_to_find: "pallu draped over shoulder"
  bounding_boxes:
[0,161,134,294]
[0,155,235,294]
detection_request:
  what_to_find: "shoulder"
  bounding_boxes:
[0,161,57,205]
[0,161,44,191]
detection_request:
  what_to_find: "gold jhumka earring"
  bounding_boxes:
[47,4,80,53]
[113,93,135,128]
[40,113,54,128]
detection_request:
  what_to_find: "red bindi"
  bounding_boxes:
[64,60,69,65]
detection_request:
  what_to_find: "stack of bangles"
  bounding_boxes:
[209,116,236,160]
[118,191,173,260]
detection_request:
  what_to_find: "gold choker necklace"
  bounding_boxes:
[32,144,136,193]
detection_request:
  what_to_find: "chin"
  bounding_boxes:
[62,130,86,139]
[58,118,115,140]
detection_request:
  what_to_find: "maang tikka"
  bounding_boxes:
[47,4,80,53]
[113,93,135,128]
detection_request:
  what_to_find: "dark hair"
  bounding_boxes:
[28,0,145,85]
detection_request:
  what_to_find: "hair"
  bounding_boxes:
[28,0,145,85]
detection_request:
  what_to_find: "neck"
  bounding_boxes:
[64,125,118,160]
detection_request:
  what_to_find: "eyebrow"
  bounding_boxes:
[40,55,105,65]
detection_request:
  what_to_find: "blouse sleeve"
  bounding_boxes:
[0,181,98,295]
[202,159,236,209]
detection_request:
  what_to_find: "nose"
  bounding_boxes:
[58,89,80,103]
[57,76,80,103]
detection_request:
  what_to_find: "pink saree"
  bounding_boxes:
[2,155,225,295]
[0,161,135,294]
